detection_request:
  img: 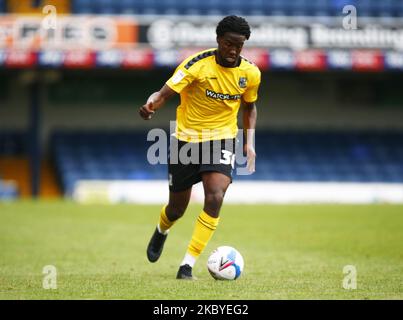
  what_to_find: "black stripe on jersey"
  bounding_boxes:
[184,50,216,70]
[241,56,256,66]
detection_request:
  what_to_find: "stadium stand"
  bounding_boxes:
[0,131,27,156]
[51,130,403,196]
[69,0,403,17]
[0,131,26,199]
[0,0,5,13]
[5,0,70,14]
[51,131,164,195]
[0,0,401,17]
[0,180,18,200]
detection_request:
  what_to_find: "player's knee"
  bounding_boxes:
[205,191,225,211]
[166,204,187,221]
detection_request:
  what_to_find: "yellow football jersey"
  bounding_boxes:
[166,48,261,142]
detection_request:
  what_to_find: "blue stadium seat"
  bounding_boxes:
[0,181,19,200]
[72,0,93,14]
[51,130,403,195]
[395,1,403,17]
[353,0,375,17]
[0,0,5,13]
[372,0,394,17]
[266,0,288,16]
[241,0,265,16]
[160,0,180,15]
[289,0,311,16]
[93,0,118,14]
[67,0,401,17]
[141,0,160,15]
[0,132,27,155]
[117,0,140,14]
[309,0,331,16]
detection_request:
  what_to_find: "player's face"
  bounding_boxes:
[217,32,246,67]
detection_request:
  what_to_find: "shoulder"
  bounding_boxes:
[180,48,217,71]
[240,56,261,85]
[240,56,261,76]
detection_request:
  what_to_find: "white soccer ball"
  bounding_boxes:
[207,246,244,280]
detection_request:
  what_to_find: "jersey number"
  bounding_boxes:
[220,150,235,168]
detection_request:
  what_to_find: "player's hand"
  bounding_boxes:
[244,144,256,173]
[139,101,155,120]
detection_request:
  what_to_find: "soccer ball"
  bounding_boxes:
[207,246,244,280]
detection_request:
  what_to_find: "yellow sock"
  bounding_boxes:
[187,211,220,258]
[158,205,175,233]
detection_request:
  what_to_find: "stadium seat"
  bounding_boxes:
[117,0,139,14]
[141,0,160,15]
[0,0,5,13]
[0,132,27,155]
[372,0,394,17]
[353,0,375,17]
[289,0,311,16]
[0,181,19,200]
[67,0,400,17]
[395,1,403,17]
[51,130,403,195]
[71,0,93,14]
[241,0,265,16]
[93,0,118,14]
[265,0,288,16]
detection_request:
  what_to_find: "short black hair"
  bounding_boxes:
[216,15,251,40]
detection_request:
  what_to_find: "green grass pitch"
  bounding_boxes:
[0,201,402,299]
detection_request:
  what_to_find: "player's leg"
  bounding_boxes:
[177,172,231,279]
[147,136,201,263]
[201,171,231,217]
[147,188,192,263]
[163,188,193,232]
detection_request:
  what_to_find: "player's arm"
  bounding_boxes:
[242,101,257,173]
[139,84,177,120]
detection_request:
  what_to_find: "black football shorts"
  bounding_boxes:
[168,137,236,192]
